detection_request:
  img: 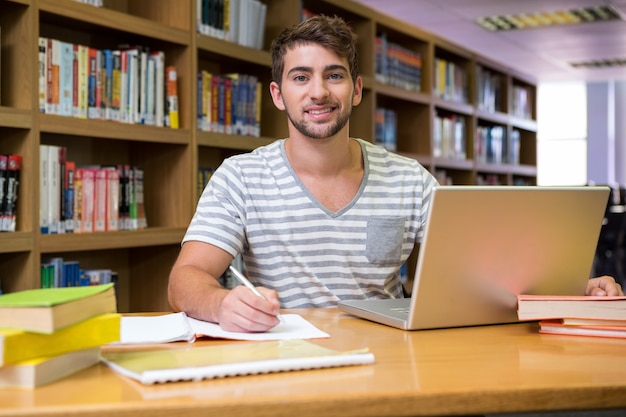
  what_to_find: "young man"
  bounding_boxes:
[168,15,623,333]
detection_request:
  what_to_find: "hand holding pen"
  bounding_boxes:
[228,266,284,324]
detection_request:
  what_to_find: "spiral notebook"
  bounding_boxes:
[102,339,374,384]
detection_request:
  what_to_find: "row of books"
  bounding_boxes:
[0,284,120,388]
[434,169,454,186]
[40,144,147,235]
[197,166,215,200]
[476,66,504,114]
[433,113,467,160]
[374,107,398,152]
[517,294,626,339]
[375,33,422,91]
[197,71,262,136]
[73,0,102,6]
[511,84,534,119]
[197,0,267,50]
[0,154,21,232]
[41,256,118,289]
[38,37,179,128]
[433,57,469,104]
[476,125,521,165]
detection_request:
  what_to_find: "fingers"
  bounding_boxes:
[587,276,624,296]
[218,286,281,332]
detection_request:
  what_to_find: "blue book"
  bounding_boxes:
[58,41,74,116]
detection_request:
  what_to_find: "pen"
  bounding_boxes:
[228,265,284,323]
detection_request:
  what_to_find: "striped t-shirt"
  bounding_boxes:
[183,138,438,308]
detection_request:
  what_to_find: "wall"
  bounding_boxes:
[587,80,626,187]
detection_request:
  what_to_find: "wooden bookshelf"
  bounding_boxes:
[0,0,537,309]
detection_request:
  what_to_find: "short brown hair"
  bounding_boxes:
[270,15,359,86]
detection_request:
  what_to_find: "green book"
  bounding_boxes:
[0,283,117,333]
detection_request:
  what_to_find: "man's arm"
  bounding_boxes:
[168,241,281,332]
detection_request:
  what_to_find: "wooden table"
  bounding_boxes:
[1,307,625,417]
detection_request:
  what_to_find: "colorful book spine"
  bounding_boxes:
[166,65,179,128]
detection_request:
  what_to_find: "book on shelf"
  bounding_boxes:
[433,113,467,160]
[0,154,21,232]
[38,161,144,234]
[73,0,103,7]
[197,0,266,50]
[476,125,506,164]
[0,283,116,333]
[476,65,503,113]
[374,107,397,152]
[433,57,468,103]
[375,33,422,91]
[517,294,626,321]
[40,257,117,288]
[538,319,626,339]
[102,339,374,385]
[0,347,101,389]
[38,37,47,112]
[0,312,120,366]
[197,70,260,136]
[165,65,179,128]
[37,37,167,126]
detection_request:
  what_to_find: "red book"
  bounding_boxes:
[539,319,626,339]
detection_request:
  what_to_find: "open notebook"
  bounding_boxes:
[338,185,610,330]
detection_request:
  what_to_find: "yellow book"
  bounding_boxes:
[78,44,89,119]
[0,347,101,388]
[0,313,120,366]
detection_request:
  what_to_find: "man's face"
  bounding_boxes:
[270,43,362,140]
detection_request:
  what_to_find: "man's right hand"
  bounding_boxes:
[216,285,281,332]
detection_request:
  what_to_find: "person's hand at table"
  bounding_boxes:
[586,276,624,296]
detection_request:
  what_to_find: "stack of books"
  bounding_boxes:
[517,294,626,339]
[0,283,120,388]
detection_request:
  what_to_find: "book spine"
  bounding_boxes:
[166,66,179,128]
[94,168,107,232]
[150,51,165,127]
[63,160,76,233]
[105,168,119,231]
[80,168,95,233]
[73,167,83,233]
[0,155,7,230]
[47,145,61,234]
[87,46,99,119]
[59,41,73,117]
[145,54,155,125]
[38,37,48,113]
[80,45,89,118]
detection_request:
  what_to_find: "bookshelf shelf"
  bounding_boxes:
[39,115,191,144]
[0,232,32,253]
[197,35,271,66]
[38,0,190,44]
[0,108,33,129]
[197,132,275,151]
[0,0,537,309]
[39,227,185,253]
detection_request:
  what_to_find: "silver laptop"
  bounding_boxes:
[338,185,610,330]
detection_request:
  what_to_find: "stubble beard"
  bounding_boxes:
[286,104,352,140]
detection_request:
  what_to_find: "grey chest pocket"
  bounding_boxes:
[366,217,404,265]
